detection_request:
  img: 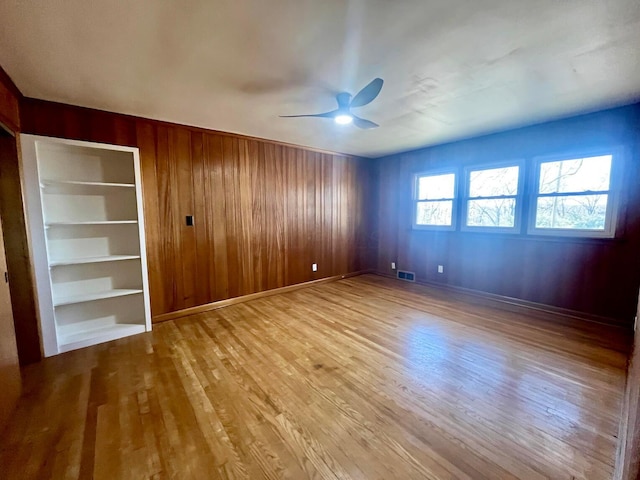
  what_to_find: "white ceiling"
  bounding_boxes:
[1,0,639,158]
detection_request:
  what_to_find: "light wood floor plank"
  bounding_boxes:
[0,274,628,479]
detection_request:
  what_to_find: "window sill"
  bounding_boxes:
[409,227,626,245]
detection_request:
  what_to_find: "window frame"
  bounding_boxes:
[527,147,622,238]
[461,159,525,234]
[412,168,458,231]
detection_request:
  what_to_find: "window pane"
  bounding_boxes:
[416,200,453,226]
[467,199,516,227]
[469,166,519,197]
[535,194,608,230]
[538,155,611,194]
[418,174,455,200]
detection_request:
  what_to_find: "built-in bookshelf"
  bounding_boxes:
[21,135,151,357]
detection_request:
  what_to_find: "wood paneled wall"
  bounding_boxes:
[375,104,640,324]
[0,134,41,364]
[0,66,22,428]
[21,99,375,320]
[0,210,20,429]
[0,67,20,133]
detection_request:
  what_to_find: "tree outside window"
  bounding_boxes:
[414,172,456,228]
[534,155,612,231]
[465,165,520,229]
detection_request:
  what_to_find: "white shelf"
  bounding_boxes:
[53,288,143,307]
[21,134,152,357]
[49,255,141,267]
[58,323,147,353]
[41,180,135,194]
[46,220,138,226]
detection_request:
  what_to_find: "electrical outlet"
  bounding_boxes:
[312,263,317,272]
[391,262,396,270]
[437,265,444,274]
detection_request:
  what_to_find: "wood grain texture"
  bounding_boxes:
[0,65,26,395]
[136,121,374,318]
[0,201,21,431]
[0,134,41,364]
[0,65,20,134]
[614,289,640,480]
[20,98,137,146]
[20,99,376,321]
[152,271,368,323]
[0,66,39,367]
[0,274,628,479]
[375,104,640,325]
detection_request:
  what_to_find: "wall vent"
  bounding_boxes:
[397,270,416,282]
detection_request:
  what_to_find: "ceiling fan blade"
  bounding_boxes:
[350,78,384,108]
[352,115,379,129]
[279,110,337,119]
[336,92,351,109]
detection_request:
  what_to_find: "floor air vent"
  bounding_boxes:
[397,270,416,282]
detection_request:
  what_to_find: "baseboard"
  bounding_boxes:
[153,270,372,323]
[373,271,629,329]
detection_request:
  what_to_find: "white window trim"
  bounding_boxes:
[412,169,458,231]
[527,147,623,238]
[461,159,525,234]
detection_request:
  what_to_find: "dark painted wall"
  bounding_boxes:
[375,104,640,325]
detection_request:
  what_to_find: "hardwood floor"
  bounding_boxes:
[0,274,629,479]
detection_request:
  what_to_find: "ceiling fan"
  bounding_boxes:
[280,78,384,129]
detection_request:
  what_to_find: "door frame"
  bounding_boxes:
[614,290,640,479]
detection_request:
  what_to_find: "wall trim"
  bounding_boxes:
[157,268,631,328]
[153,270,372,323]
[373,271,630,330]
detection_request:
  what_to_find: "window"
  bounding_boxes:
[463,163,522,231]
[529,153,618,237]
[414,172,456,229]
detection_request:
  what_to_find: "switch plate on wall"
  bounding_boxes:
[312,263,317,272]
[437,265,444,274]
[391,262,396,269]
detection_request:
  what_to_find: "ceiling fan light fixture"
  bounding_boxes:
[280,78,383,129]
[335,114,353,125]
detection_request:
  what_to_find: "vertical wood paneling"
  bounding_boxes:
[0,132,21,423]
[0,134,41,364]
[174,128,196,308]
[375,105,640,324]
[0,67,20,133]
[0,213,20,429]
[19,98,374,320]
[265,143,285,290]
[222,135,240,300]
[21,98,137,146]
[136,122,165,316]
[190,132,209,307]
[207,134,229,301]
[238,139,255,296]
[285,146,300,286]
[250,141,264,292]
[0,70,41,368]
[155,126,177,311]
[304,150,315,281]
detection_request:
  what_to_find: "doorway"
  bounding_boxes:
[0,128,41,365]
[0,127,21,429]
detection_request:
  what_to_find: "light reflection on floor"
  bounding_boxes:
[399,315,606,463]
